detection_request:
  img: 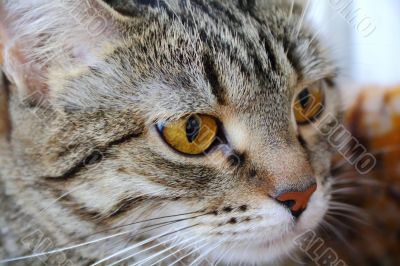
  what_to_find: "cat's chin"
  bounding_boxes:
[206,231,301,265]
[205,225,320,265]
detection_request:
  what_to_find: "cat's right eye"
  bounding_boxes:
[156,114,218,155]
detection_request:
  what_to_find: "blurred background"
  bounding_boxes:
[308,0,400,87]
[304,1,400,265]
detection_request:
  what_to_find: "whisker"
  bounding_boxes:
[330,176,382,187]
[319,220,356,253]
[328,200,370,223]
[285,0,296,56]
[329,201,365,214]
[237,239,252,264]
[211,243,231,266]
[37,185,83,215]
[307,2,331,46]
[0,224,159,264]
[331,171,368,180]
[109,228,197,266]
[328,205,363,216]
[90,223,200,266]
[330,187,363,195]
[324,214,356,232]
[151,237,208,266]
[330,159,353,172]
[211,237,244,266]
[81,210,208,240]
[188,239,225,266]
[148,224,222,266]
[294,0,311,40]
[325,213,381,247]
[288,0,295,21]
[0,214,203,264]
[131,230,201,266]
[214,223,258,266]
[170,240,210,266]
[317,220,332,240]
[107,189,166,215]
[330,194,360,201]
[327,211,370,225]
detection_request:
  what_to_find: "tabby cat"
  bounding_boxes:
[0,0,341,265]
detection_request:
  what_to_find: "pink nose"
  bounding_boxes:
[275,184,317,217]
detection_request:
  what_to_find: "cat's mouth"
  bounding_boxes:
[207,189,328,263]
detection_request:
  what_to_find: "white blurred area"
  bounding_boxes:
[307,0,400,87]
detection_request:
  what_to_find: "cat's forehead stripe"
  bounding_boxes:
[202,52,226,105]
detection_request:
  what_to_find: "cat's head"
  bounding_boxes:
[0,0,340,264]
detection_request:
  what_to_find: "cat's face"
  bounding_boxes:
[1,0,340,264]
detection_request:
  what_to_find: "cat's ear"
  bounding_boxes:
[0,0,129,101]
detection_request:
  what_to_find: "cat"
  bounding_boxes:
[0,0,341,265]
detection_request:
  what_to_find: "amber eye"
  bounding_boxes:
[157,114,218,155]
[294,85,325,125]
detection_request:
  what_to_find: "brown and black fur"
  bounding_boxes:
[0,0,341,265]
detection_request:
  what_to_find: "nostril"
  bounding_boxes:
[280,200,296,210]
[291,209,305,218]
[277,200,306,218]
[274,184,317,218]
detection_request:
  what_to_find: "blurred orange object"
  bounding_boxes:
[346,86,400,181]
[325,86,400,266]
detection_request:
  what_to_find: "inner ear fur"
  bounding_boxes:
[0,0,131,102]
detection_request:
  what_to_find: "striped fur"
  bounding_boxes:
[0,0,340,264]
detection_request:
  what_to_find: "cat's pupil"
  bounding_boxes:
[186,115,200,143]
[298,89,311,109]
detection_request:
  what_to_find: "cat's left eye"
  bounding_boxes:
[294,85,325,125]
[156,114,218,155]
